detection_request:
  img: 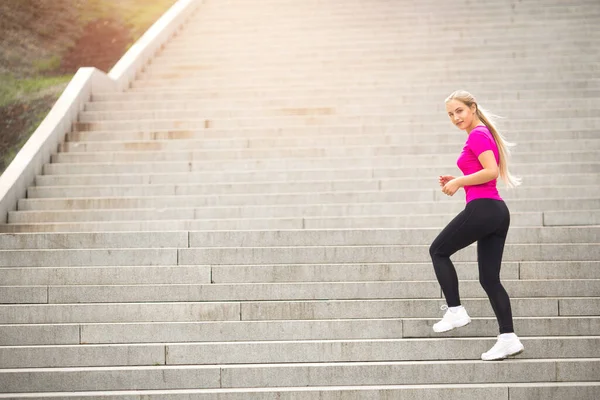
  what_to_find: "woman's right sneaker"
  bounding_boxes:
[481,333,525,361]
[433,305,471,333]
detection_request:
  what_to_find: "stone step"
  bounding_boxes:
[2,261,599,287]
[187,0,597,8]
[0,226,593,248]
[0,297,593,324]
[187,18,598,28]
[24,171,600,197]
[136,68,597,83]
[9,279,592,304]
[59,136,600,159]
[0,266,211,285]
[83,97,600,112]
[161,37,598,51]
[33,168,600,187]
[186,16,599,27]
[1,337,599,368]
[187,4,599,17]
[76,105,600,121]
[64,127,600,144]
[0,319,401,346]
[185,13,599,24]
[133,71,597,86]
[41,156,600,175]
[186,19,598,28]
[150,52,598,66]
[157,40,599,54]
[142,60,600,77]
[0,302,241,324]
[23,183,600,202]
[50,146,600,164]
[129,78,600,92]
[151,41,598,57]
[71,116,600,132]
[90,89,600,102]
[15,194,600,214]
[145,337,600,364]
[161,42,598,56]
[0,249,177,267]
[0,226,594,247]
[188,13,599,24]
[148,51,600,64]
[0,383,598,400]
[175,23,599,36]
[178,3,598,17]
[0,232,187,249]
[184,227,600,247]
[544,210,600,226]
[144,68,596,82]
[161,35,599,47]
[0,226,595,248]
[7,208,550,225]
[182,19,599,32]
[210,261,600,283]
[124,84,600,98]
[157,43,598,57]
[1,210,594,232]
[3,317,600,346]
[9,243,594,269]
[184,7,600,19]
[241,298,599,320]
[192,1,597,8]
[178,243,599,265]
[0,359,599,392]
[0,210,573,232]
[186,18,599,29]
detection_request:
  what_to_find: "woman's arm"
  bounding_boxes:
[442,151,499,196]
[455,150,499,186]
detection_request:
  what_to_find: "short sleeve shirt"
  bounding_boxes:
[456,126,502,203]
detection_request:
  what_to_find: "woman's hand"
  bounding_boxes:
[438,175,455,187]
[442,178,463,196]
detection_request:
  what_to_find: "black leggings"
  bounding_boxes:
[429,198,514,334]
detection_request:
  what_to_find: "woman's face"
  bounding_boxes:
[446,99,477,131]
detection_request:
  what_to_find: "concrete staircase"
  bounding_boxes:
[1,0,599,398]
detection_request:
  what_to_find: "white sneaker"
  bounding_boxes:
[481,334,525,361]
[432,305,471,333]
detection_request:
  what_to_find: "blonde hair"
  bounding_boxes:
[445,90,521,188]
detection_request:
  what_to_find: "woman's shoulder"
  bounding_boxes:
[468,125,494,142]
[467,125,497,153]
[471,125,491,135]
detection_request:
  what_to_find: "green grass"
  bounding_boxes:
[1,106,53,172]
[0,74,72,108]
[33,56,62,73]
[122,0,178,38]
[0,0,176,173]
[0,0,175,108]
[78,0,177,41]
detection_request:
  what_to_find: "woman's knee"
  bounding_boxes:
[429,243,441,258]
[479,276,502,293]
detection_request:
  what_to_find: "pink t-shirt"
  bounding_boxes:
[456,126,502,203]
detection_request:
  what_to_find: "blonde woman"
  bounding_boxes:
[429,90,524,361]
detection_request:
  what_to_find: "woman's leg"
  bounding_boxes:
[477,202,514,334]
[429,201,490,307]
[478,201,524,361]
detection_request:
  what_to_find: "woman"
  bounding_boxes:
[429,90,525,361]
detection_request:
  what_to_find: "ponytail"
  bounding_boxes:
[475,107,521,188]
[445,90,521,188]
